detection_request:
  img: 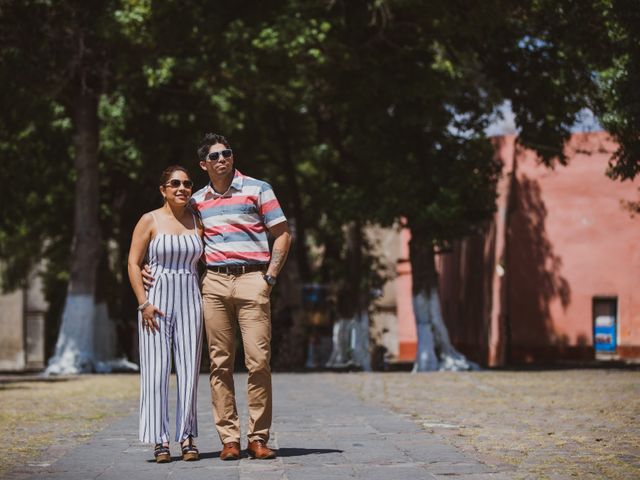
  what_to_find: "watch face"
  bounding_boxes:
[264,274,276,286]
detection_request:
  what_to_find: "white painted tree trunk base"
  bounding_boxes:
[93,302,139,373]
[46,297,138,375]
[94,357,139,373]
[46,294,95,375]
[438,352,480,371]
[325,318,351,367]
[325,312,371,370]
[412,288,480,372]
[352,311,372,372]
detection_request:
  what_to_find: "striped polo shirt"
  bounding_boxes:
[190,169,287,266]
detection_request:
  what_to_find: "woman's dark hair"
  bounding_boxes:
[159,165,190,186]
[197,133,231,161]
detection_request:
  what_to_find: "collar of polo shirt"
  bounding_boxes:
[208,169,244,197]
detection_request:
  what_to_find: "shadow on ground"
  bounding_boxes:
[145,447,343,463]
[0,375,75,390]
[494,359,640,371]
[276,447,343,457]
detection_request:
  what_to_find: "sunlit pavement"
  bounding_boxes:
[13,372,515,480]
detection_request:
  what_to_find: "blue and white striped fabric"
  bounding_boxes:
[138,226,203,443]
[190,169,287,266]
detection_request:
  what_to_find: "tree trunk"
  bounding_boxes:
[408,224,479,372]
[352,310,372,371]
[325,222,371,371]
[275,114,311,281]
[46,89,101,374]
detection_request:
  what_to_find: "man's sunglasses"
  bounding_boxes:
[207,149,233,161]
[165,179,193,189]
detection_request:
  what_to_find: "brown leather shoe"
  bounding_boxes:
[247,439,276,459]
[220,442,241,460]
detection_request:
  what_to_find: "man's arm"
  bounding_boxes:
[267,221,291,278]
[141,264,155,289]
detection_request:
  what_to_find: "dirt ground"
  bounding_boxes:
[327,369,640,480]
[0,374,139,478]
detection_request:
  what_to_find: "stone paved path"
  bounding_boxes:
[15,373,513,479]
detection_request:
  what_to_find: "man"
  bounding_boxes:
[144,133,290,460]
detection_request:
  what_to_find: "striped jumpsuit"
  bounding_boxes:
[138,214,203,444]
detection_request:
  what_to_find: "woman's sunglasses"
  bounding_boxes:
[207,149,233,161]
[165,179,193,189]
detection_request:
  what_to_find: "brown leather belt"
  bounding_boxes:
[207,264,268,275]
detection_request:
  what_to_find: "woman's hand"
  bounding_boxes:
[141,304,164,334]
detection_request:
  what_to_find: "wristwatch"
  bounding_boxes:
[263,274,277,286]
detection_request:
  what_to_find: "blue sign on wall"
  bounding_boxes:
[594,311,616,352]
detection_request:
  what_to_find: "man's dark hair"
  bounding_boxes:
[198,133,231,161]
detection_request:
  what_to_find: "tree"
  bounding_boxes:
[2,0,637,374]
[320,0,640,370]
[476,0,639,181]
[206,0,503,370]
[0,0,146,373]
[288,1,505,370]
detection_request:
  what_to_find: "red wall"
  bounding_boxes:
[427,132,640,365]
[506,133,640,361]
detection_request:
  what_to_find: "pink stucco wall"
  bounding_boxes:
[395,228,417,361]
[507,132,640,360]
[397,131,640,364]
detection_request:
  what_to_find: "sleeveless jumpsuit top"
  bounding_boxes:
[147,213,203,277]
[144,212,204,337]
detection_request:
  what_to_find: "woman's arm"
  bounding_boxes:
[128,213,163,333]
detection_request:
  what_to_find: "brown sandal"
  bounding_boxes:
[154,443,171,463]
[181,436,199,461]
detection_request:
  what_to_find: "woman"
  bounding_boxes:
[128,165,203,463]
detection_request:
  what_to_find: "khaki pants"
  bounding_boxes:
[201,269,273,444]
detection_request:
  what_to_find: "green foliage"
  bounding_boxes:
[113,0,152,45]
[0,0,638,357]
[479,0,639,179]
[0,100,73,291]
[594,1,640,180]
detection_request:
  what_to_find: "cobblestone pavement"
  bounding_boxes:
[7,370,638,479]
[327,369,640,480]
[11,373,513,480]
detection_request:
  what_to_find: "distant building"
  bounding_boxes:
[371,132,640,366]
[0,269,47,371]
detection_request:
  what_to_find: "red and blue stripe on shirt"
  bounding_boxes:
[190,169,287,266]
